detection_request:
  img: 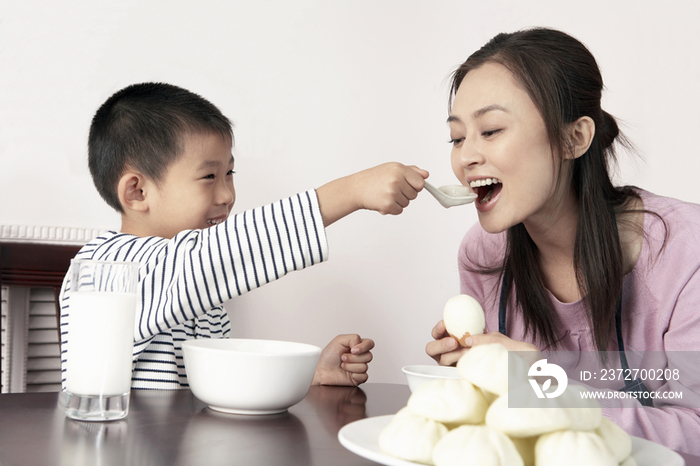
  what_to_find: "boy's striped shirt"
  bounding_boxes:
[60,191,328,390]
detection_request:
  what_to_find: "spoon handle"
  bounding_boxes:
[423,181,441,198]
[423,181,452,208]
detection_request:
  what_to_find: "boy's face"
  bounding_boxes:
[146,132,235,239]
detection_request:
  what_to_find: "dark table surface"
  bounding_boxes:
[0,383,407,466]
[0,383,698,466]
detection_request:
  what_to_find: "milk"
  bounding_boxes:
[65,291,137,396]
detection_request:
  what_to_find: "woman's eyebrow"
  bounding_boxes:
[447,104,508,123]
[473,104,508,118]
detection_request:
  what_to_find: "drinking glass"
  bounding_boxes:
[64,259,139,421]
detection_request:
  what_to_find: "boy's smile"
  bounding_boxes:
[126,132,235,239]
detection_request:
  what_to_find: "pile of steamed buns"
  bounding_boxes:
[379,295,635,466]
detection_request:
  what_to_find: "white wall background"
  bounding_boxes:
[1,1,699,384]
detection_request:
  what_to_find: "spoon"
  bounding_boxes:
[424,181,478,208]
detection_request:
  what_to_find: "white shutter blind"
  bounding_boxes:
[26,287,61,391]
[0,286,61,393]
[1,287,7,391]
[1,286,29,393]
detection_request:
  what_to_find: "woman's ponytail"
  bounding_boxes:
[598,110,620,150]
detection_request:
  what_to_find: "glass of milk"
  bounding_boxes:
[64,259,139,421]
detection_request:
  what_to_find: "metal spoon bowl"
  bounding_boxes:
[424,181,477,208]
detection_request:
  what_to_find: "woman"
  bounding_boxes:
[426,28,700,454]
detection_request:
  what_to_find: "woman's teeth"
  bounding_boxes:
[469,178,502,205]
[469,178,502,188]
[207,218,224,225]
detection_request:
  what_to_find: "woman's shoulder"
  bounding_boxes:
[638,189,700,224]
[636,189,700,266]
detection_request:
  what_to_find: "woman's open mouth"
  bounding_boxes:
[469,178,502,205]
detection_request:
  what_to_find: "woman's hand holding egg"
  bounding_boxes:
[426,320,468,366]
[427,294,539,366]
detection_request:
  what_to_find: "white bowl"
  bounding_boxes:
[182,338,321,415]
[402,365,462,392]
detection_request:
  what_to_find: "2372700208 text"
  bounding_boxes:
[580,368,680,382]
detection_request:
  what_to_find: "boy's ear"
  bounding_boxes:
[118,171,149,213]
[567,116,595,159]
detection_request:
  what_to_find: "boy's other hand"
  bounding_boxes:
[312,334,375,386]
[317,162,429,226]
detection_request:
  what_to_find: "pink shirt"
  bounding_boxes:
[458,190,700,454]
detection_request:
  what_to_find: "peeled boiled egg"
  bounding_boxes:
[443,294,485,346]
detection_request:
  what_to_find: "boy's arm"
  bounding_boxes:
[69,163,427,349]
[315,162,428,227]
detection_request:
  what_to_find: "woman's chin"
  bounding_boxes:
[477,211,511,235]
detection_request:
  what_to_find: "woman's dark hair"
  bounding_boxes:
[450,28,639,354]
[88,82,233,212]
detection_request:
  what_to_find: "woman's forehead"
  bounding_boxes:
[451,63,535,121]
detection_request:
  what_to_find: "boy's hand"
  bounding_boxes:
[354,162,429,215]
[312,334,375,386]
[317,162,429,226]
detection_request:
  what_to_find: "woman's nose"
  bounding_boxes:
[454,139,485,169]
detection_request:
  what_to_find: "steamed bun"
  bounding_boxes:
[407,378,488,426]
[378,408,448,465]
[534,430,617,466]
[620,456,639,466]
[432,425,524,466]
[509,436,537,466]
[485,385,601,437]
[457,343,529,396]
[596,417,632,463]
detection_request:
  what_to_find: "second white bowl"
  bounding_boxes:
[402,365,462,392]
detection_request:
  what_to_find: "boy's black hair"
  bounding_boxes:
[88,82,233,212]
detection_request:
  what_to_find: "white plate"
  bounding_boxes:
[338,415,685,466]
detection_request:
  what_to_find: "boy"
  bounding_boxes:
[60,82,428,390]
